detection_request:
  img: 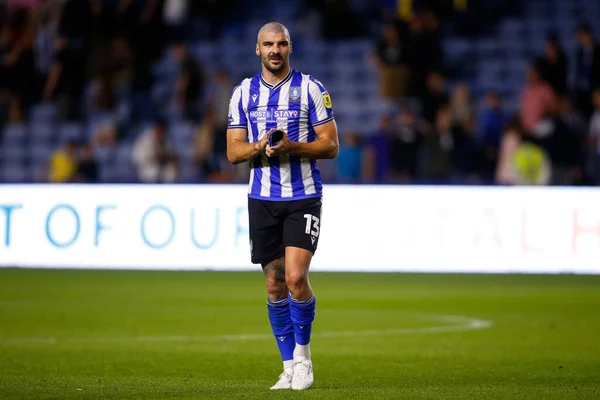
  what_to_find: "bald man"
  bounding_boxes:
[226,22,339,390]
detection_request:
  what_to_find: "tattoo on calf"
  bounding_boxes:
[263,257,287,301]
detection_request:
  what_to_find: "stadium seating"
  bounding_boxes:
[2,0,600,183]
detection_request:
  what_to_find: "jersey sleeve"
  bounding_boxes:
[227,84,247,129]
[308,78,335,126]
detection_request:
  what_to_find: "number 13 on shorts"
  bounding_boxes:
[304,214,320,245]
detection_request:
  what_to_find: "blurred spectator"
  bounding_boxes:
[421,70,448,125]
[574,22,600,119]
[495,119,522,185]
[496,118,551,186]
[374,22,411,104]
[449,82,475,129]
[193,109,231,182]
[91,119,122,149]
[389,107,424,182]
[87,34,132,83]
[511,141,552,185]
[362,113,395,183]
[172,41,204,122]
[477,91,504,146]
[205,68,233,135]
[73,142,98,183]
[1,6,37,122]
[407,9,443,97]
[31,2,61,98]
[449,115,480,183]
[163,0,189,44]
[534,95,585,185]
[520,65,555,135]
[477,91,504,179]
[588,89,600,184]
[334,131,364,183]
[47,138,78,182]
[132,118,179,183]
[128,0,165,122]
[419,106,453,181]
[535,33,568,95]
[559,93,587,136]
[43,0,99,121]
[86,74,118,120]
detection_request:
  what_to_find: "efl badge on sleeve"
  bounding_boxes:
[289,86,301,102]
[323,91,332,108]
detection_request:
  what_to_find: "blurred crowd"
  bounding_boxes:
[1,0,600,186]
[344,14,600,186]
[0,0,244,183]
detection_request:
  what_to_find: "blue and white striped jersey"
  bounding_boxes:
[228,69,335,201]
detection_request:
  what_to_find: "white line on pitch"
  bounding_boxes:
[0,314,492,345]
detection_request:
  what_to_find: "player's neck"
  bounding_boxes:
[261,65,291,86]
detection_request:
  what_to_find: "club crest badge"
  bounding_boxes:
[289,86,301,102]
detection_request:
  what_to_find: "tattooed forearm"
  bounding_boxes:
[262,257,287,302]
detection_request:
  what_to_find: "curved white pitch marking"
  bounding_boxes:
[0,314,492,345]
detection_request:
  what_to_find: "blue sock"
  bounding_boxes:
[288,294,316,345]
[267,298,295,362]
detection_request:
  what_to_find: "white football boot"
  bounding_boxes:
[291,357,314,390]
[270,368,293,390]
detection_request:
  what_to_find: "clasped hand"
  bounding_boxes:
[255,128,293,158]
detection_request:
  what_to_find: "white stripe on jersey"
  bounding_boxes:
[299,75,316,195]
[229,86,243,126]
[238,79,254,196]
[240,80,251,135]
[248,166,255,194]
[277,84,293,198]
[258,84,271,198]
[308,81,329,121]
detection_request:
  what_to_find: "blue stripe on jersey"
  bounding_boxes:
[287,72,303,142]
[310,159,323,194]
[288,72,305,196]
[249,77,261,142]
[252,157,263,197]
[248,76,262,198]
[307,88,318,124]
[269,157,281,197]
[306,115,322,195]
[308,76,326,91]
[267,88,282,198]
[306,94,318,144]
[289,155,304,197]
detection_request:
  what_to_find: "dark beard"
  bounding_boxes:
[262,57,286,74]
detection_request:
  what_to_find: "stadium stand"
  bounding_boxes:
[1,0,599,185]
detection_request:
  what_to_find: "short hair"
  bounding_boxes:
[257,22,291,44]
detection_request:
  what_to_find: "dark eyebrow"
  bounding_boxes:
[262,40,289,46]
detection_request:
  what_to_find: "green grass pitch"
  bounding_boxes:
[0,268,599,399]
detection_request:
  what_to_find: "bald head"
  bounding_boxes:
[257,22,291,44]
[256,22,292,76]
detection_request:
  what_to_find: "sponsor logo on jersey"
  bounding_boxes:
[248,109,299,123]
[323,91,332,108]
